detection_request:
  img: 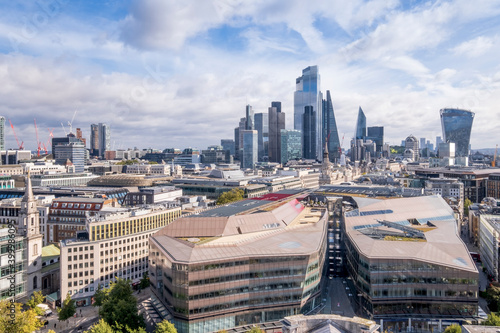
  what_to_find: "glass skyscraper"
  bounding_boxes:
[322,91,341,162]
[280,129,302,165]
[355,107,366,140]
[440,108,474,157]
[241,130,258,169]
[0,116,4,151]
[90,123,110,158]
[268,103,285,163]
[294,66,322,159]
[302,106,316,160]
[254,113,268,161]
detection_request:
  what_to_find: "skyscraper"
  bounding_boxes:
[367,126,384,155]
[54,140,85,173]
[440,108,475,158]
[0,116,4,151]
[294,66,322,159]
[90,123,110,158]
[245,105,254,130]
[322,91,341,162]
[280,129,302,165]
[354,107,366,140]
[254,113,269,161]
[268,103,285,163]
[241,130,257,169]
[220,139,235,156]
[303,106,316,160]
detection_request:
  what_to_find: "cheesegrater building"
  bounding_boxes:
[149,191,327,333]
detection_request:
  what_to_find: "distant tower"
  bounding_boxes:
[440,108,474,158]
[0,116,4,151]
[241,130,258,169]
[404,135,419,161]
[354,107,367,140]
[302,106,316,160]
[254,113,269,161]
[268,102,285,163]
[322,91,341,162]
[280,129,302,165]
[20,170,42,294]
[90,123,110,158]
[320,141,333,185]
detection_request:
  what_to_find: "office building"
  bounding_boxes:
[245,105,254,130]
[354,107,367,140]
[0,116,4,151]
[294,66,322,159]
[59,204,181,306]
[90,123,110,158]
[322,91,341,162]
[268,103,285,163]
[302,106,316,160]
[254,113,269,161]
[52,134,84,159]
[343,195,478,330]
[280,129,302,165]
[149,192,327,333]
[220,139,235,156]
[241,130,258,169]
[404,135,419,161]
[54,141,86,173]
[234,127,240,160]
[440,108,474,159]
[367,126,384,155]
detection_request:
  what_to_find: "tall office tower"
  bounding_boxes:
[354,107,367,140]
[404,135,419,161]
[420,138,426,152]
[54,141,85,173]
[367,126,384,155]
[280,129,302,165]
[76,128,86,147]
[440,108,475,157]
[436,136,443,150]
[90,123,110,158]
[221,139,235,156]
[237,117,246,160]
[245,105,254,130]
[241,130,258,169]
[294,66,322,159]
[254,113,269,161]
[268,103,285,163]
[303,106,316,160]
[0,116,4,151]
[234,127,240,160]
[52,133,85,157]
[322,91,341,162]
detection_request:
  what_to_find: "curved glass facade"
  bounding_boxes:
[440,108,474,157]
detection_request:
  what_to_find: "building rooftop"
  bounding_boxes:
[345,195,477,273]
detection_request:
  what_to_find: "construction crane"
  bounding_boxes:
[493,144,498,167]
[68,110,77,135]
[8,119,24,150]
[34,118,42,157]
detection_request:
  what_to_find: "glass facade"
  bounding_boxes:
[355,107,367,140]
[366,126,384,155]
[280,129,302,165]
[242,130,257,169]
[440,108,474,158]
[302,106,316,160]
[322,91,341,162]
[254,113,268,161]
[268,104,285,163]
[54,142,86,173]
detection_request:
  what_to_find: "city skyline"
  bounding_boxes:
[1,1,500,151]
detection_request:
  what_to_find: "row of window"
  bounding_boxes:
[68,245,94,253]
[68,278,94,287]
[53,203,100,209]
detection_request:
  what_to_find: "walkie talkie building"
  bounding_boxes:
[440,108,474,158]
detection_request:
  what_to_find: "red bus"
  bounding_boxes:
[470,252,481,262]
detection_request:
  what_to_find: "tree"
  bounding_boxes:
[216,188,244,205]
[483,312,500,326]
[93,284,110,307]
[444,324,462,332]
[99,278,145,332]
[58,293,76,321]
[0,300,43,333]
[140,272,150,290]
[85,319,114,333]
[154,320,177,333]
[464,198,473,216]
[26,290,45,316]
[246,326,264,333]
[485,282,500,312]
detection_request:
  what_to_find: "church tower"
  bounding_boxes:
[320,142,333,185]
[20,170,42,295]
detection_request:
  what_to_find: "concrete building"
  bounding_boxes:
[41,244,60,295]
[149,191,326,332]
[486,173,500,199]
[1,150,31,165]
[478,214,500,281]
[59,204,181,306]
[30,172,99,187]
[404,135,419,161]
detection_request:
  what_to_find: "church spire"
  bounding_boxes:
[22,168,34,203]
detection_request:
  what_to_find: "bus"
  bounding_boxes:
[470,252,481,262]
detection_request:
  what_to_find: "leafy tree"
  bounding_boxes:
[246,326,264,333]
[140,272,150,290]
[85,319,114,333]
[483,312,500,326]
[0,300,43,333]
[58,293,76,321]
[26,290,45,315]
[216,188,244,205]
[99,278,145,332]
[154,320,177,333]
[444,323,462,332]
[464,198,473,216]
[485,282,500,312]
[93,284,110,307]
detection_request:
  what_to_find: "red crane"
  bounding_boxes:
[34,118,42,156]
[8,119,24,150]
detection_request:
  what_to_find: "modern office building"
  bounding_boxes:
[149,192,327,333]
[52,133,84,159]
[220,139,235,157]
[54,141,86,173]
[280,129,302,165]
[343,195,478,331]
[478,214,500,281]
[294,66,322,159]
[59,204,181,306]
[0,116,4,151]
[1,150,32,164]
[241,130,258,169]
[354,107,367,140]
[90,123,110,158]
[404,135,419,161]
[245,105,254,130]
[268,103,285,163]
[367,126,384,155]
[302,106,316,160]
[322,91,341,162]
[234,127,240,160]
[254,113,269,161]
[440,108,474,159]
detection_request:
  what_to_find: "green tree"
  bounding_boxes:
[464,198,473,216]
[154,320,177,333]
[58,293,76,321]
[140,272,150,290]
[216,188,244,205]
[85,319,114,333]
[246,326,264,333]
[444,323,462,332]
[93,285,110,307]
[483,312,500,326]
[0,300,43,333]
[99,278,145,332]
[485,282,500,312]
[26,290,45,316]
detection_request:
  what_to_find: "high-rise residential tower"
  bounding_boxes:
[322,91,341,162]
[90,123,110,158]
[440,108,475,158]
[268,102,285,163]
[294,66,322,159]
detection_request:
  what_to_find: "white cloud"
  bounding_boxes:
[451,36,494,58]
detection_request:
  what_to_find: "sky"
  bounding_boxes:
[1,0,500,152]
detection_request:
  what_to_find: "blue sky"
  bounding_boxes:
[1,0,500,151]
